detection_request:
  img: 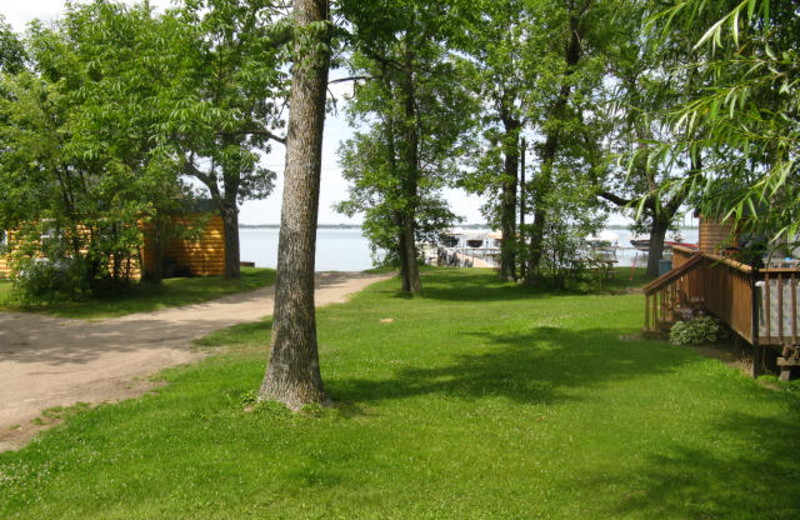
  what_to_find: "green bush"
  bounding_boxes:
[670,315,721,345]
[13,257,91,302]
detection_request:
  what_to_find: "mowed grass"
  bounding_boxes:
[2,269,799,519]
[0,267,275,319]
[0,279,11,305]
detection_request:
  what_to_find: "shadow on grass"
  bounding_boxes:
[592,411,800,519]
[329,324,800,518]
[414,268,652,303]
[330,326,683,407]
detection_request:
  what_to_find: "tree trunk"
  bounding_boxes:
[402,211,422,295]
[259,0,330,409]
[499,117,519,282]
[396,213,411,293]
[524,12,581,284]
[526,203,548,283]
[647,216,669,277]
[519,137,527,280]
[221,202,241,279]
[399,51,422,296]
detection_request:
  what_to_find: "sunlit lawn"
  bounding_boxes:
[0,267,275,319]
[0,279,11,305]
[1,268,798,519]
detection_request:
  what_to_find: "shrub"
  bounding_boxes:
[670,315,721,346]
[13,257,91,302]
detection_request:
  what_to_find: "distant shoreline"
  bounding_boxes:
[240,223,700,230]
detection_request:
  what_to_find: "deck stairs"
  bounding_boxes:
[643,253,705,334]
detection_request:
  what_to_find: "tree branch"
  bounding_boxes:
[328,75,376,85]
[218,128,287,145]
[597,190,633,207]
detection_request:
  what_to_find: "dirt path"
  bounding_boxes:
[0,271,393,450]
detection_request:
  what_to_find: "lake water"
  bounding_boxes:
[239,227,701,272]
[240,228,377,272]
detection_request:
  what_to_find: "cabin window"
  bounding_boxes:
[0,230,6,247]
[40,226,56,243]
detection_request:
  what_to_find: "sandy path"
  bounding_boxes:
[0,271,393,450]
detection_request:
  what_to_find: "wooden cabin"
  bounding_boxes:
[0,201,226,280]
[644,217,800,381]
[140,211,226,278]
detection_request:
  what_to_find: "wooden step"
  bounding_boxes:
[657,319,677,333]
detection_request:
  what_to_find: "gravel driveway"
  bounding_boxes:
[0,271,392,450]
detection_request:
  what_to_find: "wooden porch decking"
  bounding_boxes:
[644,246,800,380]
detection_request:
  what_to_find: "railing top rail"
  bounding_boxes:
[760,268,800,275]
[702,253,754,273]
[643,252,704,295]
[672,245,698,255]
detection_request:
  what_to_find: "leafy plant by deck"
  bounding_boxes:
[0,267,275,319]
[1,269,798,519]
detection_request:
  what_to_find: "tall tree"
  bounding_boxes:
[521,0,612,283]
[655,0,799,244]
[460,0,527,281]
[0,2,185,295]
[337,0,475,295]
[174,0,289,279]
[0,15,25,74]
[597,0,701,277]
[259,0,331,409]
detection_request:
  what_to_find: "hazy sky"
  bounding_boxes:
[1,0,493,225]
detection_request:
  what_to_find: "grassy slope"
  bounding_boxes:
[0,267,276,319]
[1,269,799,519]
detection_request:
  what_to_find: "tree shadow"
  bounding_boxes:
[585,411,800,519]
[414,269,643,302]
[329,326,688,407]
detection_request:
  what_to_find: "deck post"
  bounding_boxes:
[750,270,762,377]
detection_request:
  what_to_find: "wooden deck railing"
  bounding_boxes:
[645,246,800,348]
[759,270,800,346]
[643,251,705,333]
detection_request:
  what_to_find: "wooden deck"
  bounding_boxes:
[644,246,800,380]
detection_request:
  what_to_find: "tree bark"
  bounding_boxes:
[519,137,527,280]
[220,202,241,279]
[399,50,422,296]
[526,195,548,283]
[647,215,669,277]
[402,211,422,295]
[524,11,582,284]
[259,0,330,409]
[499,116,520,282]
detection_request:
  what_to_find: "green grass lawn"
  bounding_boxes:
[1,269,799,519]
[0,267,276,319]
[0,279,11,305]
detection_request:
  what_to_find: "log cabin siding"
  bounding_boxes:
[141,213,226,277]
[1,212,225,280]
[699,218,736,254]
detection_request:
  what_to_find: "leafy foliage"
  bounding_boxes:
[670,315,723,345]
[336,0,476,293]
[650,0,799,244]
[0,2,189,294]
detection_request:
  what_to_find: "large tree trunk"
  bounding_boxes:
[524,13,582,283]
[647,215,669,277]
[259,0,330,409]
[402,212,422,295]
[526,198,548,283]
[396,212,413,293]
[220,202,241,279]
[499,117,520,282]
[399,51,422,296]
